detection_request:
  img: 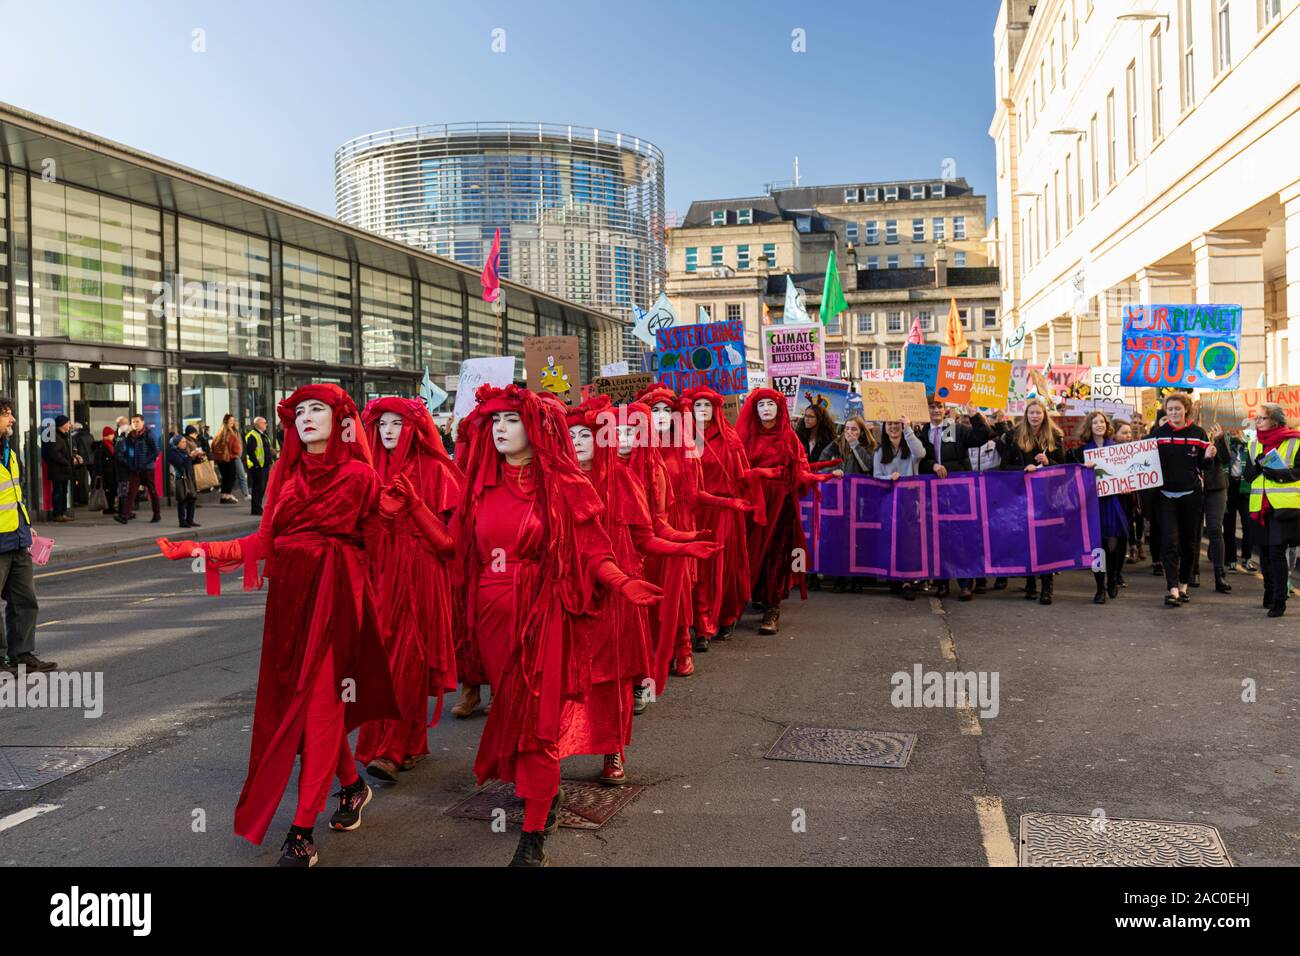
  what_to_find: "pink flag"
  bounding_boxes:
[480,228,501,303]
[906,315,925,346]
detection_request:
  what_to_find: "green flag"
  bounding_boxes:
[819,248,848,325]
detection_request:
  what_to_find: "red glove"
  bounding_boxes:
[595,558,663,606]
[746,466,783,481]
[204,538,245,563]
[379,476,410,519]
[158,537,199,561]
[408,502,456,559]
[683,540,722,559]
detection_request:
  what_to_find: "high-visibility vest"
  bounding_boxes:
[0,444,32,532]
[244,429,265,468]
[1247,437,1300,514]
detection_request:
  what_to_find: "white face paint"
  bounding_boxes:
[295,400,332,449]
[756,399,779,423]
[378,411,404,451]
[617,424,638,456]
[693,398,714,425]
[651,401,674,435]
[492,411,529,457]
[569,425,595,464]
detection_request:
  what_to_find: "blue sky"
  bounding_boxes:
[1,0,1002,222]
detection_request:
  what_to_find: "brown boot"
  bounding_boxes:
[450,684,481,718]
[758,608,780,635]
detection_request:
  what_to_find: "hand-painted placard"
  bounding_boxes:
[798,466,1101,579]
[525,335,581,405]
[454,356,516,419]
[592,372,654,406]
[935,357,1012,408]
[825,351,842,380]
[654,320,748,394]
[1199,384,1300,432]
[857,381,929,422]
[763,323,825,410]
[903,344,942,394]
[1121,304,1242,390]
[1082,438,1164,496]
[794,376,851,423]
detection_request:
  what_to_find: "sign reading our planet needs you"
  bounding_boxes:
[654,319,749,394]
[1120,304,1242,390]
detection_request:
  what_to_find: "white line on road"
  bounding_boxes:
[973,796,1017,867]
[36,552,163,579]
[35,619,64,628]
[0,803,61,833]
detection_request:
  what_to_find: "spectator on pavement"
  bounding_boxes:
[71,421,95,506]
[114,413,162,524]
[41,414,76,523]
[211,414,243,505]
[168,431,205,529]
[0,394,55,674]
[242,416,276,516]
[92,425,119,515]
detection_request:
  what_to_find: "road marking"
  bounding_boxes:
[973,796,1017,867]
[0,803,61,833]
[35,619,64,628]
[957,706,982,735]
[35,552,163,579]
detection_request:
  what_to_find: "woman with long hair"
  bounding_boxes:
[872,416,926,600]
[451,384,662,866]
[354,397,463,783]
[1149,392,1216,608]
[998,398,1066,604]
[157,384,400,867]
[819,415,878,593]
[795,402,837,465]
[211,413,244,504]
[1071,411,1129,603]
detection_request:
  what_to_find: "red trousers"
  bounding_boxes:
[291,647,359,828]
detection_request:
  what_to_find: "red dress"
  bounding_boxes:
[355,397,463,768]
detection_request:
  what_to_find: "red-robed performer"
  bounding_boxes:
[452,384,662,866]
[354,397,463,783]
[737,388,831,635]
[157,384,400,867]
[682,386,768,644]
[566,394,717,784]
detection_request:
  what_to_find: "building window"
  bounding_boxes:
[1060,14,1068,84]
[910,185,925,200]
[710,246,723,266]
[1050,39,1057,90]
[844,188,859,203]
[860,350,875,372]
[1106,90,1117,186]
[866,256,879,270]
[954,251,967,267]
[983,308,999,329]
[1090,114,1100,200]
[846,222,859,243]
[1076,136,1085,217]
[865,186,880,201]
[1180,0,1196,110]
[884,186,899,201]
[887,348,903,369]
[887,312,903,333]
[826,314,841,334]
[1214,0,1232,75]
[953,216,966,240]
[885,220,898,244]
[711,210,725,226]
[1151,28,1165,140]
[886,255,899,270]
[959,308,972,330]
[865,221,879,245]
[1064,157,1073,231]
[1262,0,1282,27]
[737,207,753,224]
[737,244,750,269]
[932,217,945,240]
[726,302,742,323]
[917,311,934,332]
[932,183,945,199]
[763,242,777,268]
[685,247,697,273]
[912,218,924,242]
[1125,61,1138,167]
[857,313,875,334]
[700,304,712,321]
[913,254,926,268]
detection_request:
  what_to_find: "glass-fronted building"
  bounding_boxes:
[0,102,627,515]
[334,123,666,357]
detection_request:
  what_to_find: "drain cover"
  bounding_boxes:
[1019,812,1233,867]
[765,727,916,768]
[444,779,644,830]
[0,747,126,791]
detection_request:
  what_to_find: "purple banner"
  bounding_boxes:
[799,465,1102,579]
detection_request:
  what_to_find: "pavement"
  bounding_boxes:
[1,539,1295,868]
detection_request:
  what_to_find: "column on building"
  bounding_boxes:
[1281,180,1300,385]
[1191,231,1267,389]
[1078,296,1102,366]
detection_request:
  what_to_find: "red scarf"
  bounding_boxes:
[1256,424,1300,454]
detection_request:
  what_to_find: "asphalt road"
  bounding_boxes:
[1,548,1295,867]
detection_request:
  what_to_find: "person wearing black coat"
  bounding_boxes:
[1148,393,1216,607]
[917,398,993,600]
[91,426,119,515]
[998,399,1067,604]
[40,415,76,522]
[70,423,95,506]
[167,433,205,528]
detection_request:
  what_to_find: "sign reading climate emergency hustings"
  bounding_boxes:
[763,323,825,409]
[1120,304,1242,390]
[653,319,749,394]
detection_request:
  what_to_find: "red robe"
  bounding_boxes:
[355,397,463,767]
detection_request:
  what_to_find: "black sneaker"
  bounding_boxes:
[113,515,129,524]
[544,787,567,835]
[276,831,318,867]
[328,780,372,832]
[712,623,734,642]
[11,653,57,672]
[691,632,708,653]
[509,830,548,867]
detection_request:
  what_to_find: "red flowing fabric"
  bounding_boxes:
[203,383,399,845]
[451,384,617,801]
[737,388,819,610]
[682,386,758,635]
[354,397,463,766]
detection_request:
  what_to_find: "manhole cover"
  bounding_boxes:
[444,779,644,830]
[1019,812,1233,867]
[765,727,916,768]
[0,747,126,791]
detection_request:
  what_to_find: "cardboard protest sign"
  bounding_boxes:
[862,368,905,382]
[453,356,516,419]
[1121,304,1242,390]
[524,335,581,405]
[903,344,942,394]
[600,361,629,376]
[763,323,825,410]
[1083,438,1164,496]
[592,372,654,406]
[794,376,851,423]
[935,357,1012,408]
[857,380,929,422]
[654,320,748,394]
[825,351,842,379]
[1199,384,1300,431]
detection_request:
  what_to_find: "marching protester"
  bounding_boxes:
[1199,421,1233,593]
[243,416,276,517]
[820,414,877,592]
[1071,411,1128,603]
[211,413,244,504]
[1223,422,1258,573]
[872,415,926,600]
[795,401,837,591]
[158,384,401,866]
[997,397,1065,604]
[1243,402,1300,618]
[0,395,54,675]
[114,413,162,524]
[449,383,661,866]
[916,398,992,600]
[355,397,462,784]
[1149,392,1216,608]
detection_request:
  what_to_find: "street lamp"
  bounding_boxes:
[1050,128,1085,136]
[1117,11,1169,25]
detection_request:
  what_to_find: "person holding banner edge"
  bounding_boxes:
[1071,411,1129,603]
[916,398,992,601]
[997,398,1066,604]
[1243,402,1300,618]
